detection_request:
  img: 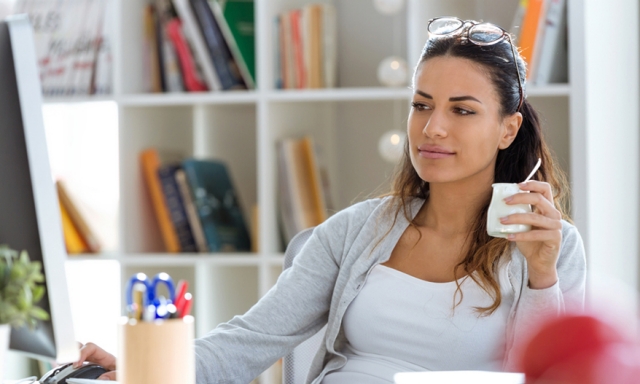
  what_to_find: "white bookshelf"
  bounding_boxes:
[51,0,639,383]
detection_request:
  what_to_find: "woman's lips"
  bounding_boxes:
[418,144,455,159]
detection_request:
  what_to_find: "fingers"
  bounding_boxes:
[73,342,95,368]
[98,371,117,380]
[505,228,562,244]
[505,188,561,219]
[74,342,117,371]
[500,212,562,231]
[518,180,554,202]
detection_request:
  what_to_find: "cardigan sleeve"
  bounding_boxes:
[503,221,587,371]
[193,199,381,384]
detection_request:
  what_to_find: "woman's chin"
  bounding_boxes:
[417,172,458,184]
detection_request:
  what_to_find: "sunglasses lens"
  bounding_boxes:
[468,23,504,44]
[428,18,463,35]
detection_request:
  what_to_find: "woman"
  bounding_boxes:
[77,17,586,383]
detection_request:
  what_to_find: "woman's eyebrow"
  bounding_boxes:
[414,89,482,104]
[449,95,482,104]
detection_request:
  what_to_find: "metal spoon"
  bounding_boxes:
[523,158,542,183]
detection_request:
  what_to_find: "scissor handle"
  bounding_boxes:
[126,272,149,307]
[148,272,176,304]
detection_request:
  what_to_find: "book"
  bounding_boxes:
[321,3,337,88]
[275,4,336,89]
[66,0,105,95]
[532,0,568,84]
[527,0,551,81]
[158,164,198,252]
[175,169,209,252]
[280,10,295,88]
[155,0,185,92]
[510,0,529,41]
[274,14,283,89]
[300,137,327,224]
[165,18,209,91]
[188,0,248,90]
[172,0,221,91]
[518,0,546,77]
[207,0,255,88]
[277,136,327,243]
[140,148,181,253]
[14,0,110,96]
[143,4,163,93]
[56,180,101,253]
[218,0,255,85]
[91,0,112,95]
[304,4,323,89]
[59,197,90,254]
[277,140,298,243]
[290,9,305,89]
[182,159,251,252]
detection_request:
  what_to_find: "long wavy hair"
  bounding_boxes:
[384,26,570,315]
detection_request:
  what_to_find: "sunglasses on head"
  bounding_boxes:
[427,17,524,112]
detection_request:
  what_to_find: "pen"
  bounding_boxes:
[174,280,188,312]
[180,292,193,318]
[133,285,145,320]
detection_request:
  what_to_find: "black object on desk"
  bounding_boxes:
[40,362,108,384]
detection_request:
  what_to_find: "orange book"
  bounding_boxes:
[306,5,323,88]
[59,199,89,254]
[518,0,545,76]
[290,10,305,88]
[140,148,181,253]
[56,180,101,253]
[300,137,326,224]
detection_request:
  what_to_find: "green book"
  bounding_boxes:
[182,159,251,252]
[216,0,255,83]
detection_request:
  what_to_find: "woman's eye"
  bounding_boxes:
[454,107,475,116]
[411,102,430,111]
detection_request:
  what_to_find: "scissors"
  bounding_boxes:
[126,272,176,320]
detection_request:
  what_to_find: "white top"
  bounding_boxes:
[322,263,514,384]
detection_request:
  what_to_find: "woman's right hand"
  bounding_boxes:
[74,342,117,380]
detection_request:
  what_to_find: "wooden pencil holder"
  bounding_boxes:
[117,316,195,384]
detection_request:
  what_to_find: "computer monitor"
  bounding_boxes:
[0,15,79,363]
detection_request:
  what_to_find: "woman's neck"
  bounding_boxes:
[417,174,494,237]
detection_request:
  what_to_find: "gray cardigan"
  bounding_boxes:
[194,196,586,384]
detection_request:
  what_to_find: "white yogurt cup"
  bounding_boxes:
[487,183,532,238]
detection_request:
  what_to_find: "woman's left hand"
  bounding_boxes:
[500,180,562,289]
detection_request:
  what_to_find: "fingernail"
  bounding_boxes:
[504,196,513,203]
[507,234,515,240]
[500,217,508,223]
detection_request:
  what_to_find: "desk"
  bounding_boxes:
[394,371,525,384]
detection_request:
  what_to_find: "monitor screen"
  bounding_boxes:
[0,15,78,363]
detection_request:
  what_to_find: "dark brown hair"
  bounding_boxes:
[386,29,570,314]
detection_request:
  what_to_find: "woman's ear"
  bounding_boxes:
[498,112,523,150]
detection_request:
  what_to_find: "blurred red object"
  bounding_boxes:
[517,314,640,384]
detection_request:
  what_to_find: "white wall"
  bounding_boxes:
[572,0,640,296]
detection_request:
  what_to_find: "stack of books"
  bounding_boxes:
[277,136,331,244]
[511,0,568,85]
[140,148,252,253]
[145,0,254,93]
[56,180,101,254]
[13,0,112,96]
[274,3,337,90]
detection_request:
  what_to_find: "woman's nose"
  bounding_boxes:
[423,111,448,138]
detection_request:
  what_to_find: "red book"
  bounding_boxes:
[165,19,208,92]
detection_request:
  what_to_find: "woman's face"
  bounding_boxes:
[408,56,521,185]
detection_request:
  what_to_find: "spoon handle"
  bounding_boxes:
[523,158,542,183]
